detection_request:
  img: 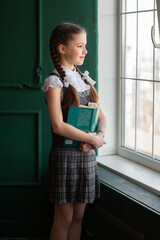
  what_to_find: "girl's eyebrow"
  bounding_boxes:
[76,42,87,45]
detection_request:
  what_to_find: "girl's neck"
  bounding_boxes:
[60,59,74,71]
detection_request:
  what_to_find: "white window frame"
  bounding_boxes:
[157,0,160,32]
[118,0,160,172]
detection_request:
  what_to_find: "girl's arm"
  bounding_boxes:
[96,106,107,137]
[45,87,106,148]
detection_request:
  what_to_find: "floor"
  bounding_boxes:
[0,226,99,240]
[81,233,99,240]
[0,237,99,240]
[0,227,99,240]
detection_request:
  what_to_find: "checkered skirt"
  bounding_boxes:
[48,146,100,204]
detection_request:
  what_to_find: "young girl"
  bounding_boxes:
[41,22,107,240]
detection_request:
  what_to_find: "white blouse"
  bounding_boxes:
[41,65,96,101]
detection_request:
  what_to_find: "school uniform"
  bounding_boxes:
[41,65,100,204]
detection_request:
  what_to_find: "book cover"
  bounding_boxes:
[64,103,100,146]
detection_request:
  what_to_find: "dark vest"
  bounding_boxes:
[45,72,89,148]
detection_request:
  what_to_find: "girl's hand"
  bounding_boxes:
[79,132,106,151]
[79,131,93,152]
[91,132,106,149]
[79,142,93,152]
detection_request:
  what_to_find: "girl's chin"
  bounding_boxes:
[71,59,84,66]
[76,60,84,65]
[76,62,83,66]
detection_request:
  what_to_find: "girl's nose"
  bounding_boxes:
[83,48,88,54]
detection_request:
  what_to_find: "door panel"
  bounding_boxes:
[0,0,37,87]
[0,110,41,186]
[0,89,52,237]
[0,0,51,237]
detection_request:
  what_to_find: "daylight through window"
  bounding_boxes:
[120,0,160,161]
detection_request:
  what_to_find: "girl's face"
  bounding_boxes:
[59,32,88,69]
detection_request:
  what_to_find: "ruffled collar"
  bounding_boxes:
[52,65,96,92]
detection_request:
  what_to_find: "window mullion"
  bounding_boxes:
[152,0,156,159]
[121,0,126,147]
[123,0,127,146]
[120,0,124,146]
[120,9,157,15]
[135,0,138,152]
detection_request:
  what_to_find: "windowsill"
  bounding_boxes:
[97,154,160,196]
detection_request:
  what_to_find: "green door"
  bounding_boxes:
[0,0,98,237]
[0,0,52,236]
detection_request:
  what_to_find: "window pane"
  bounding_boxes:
[125,13,137,78]
[137,81,153,156]
[154,83,160,158]
[138,0,154,11]
[126,0,137,12]
[122,0,125,13]
[138,12,153,80]
[121,15,126,77]
[155,49,160,80]
[155,11,160,81]
[125,79,136,149]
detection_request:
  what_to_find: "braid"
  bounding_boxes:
[74,65,84,78]
[74,65,98,103]
[49,40,80,108]
[49,41,66,80]
[64,85,80,108]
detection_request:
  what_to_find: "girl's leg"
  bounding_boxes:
[67,202,86,240]
[50,203,73,240]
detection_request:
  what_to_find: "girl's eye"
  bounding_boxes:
[78,45,83,48]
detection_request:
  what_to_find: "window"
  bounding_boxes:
[119,0,160,170]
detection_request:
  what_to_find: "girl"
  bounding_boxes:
[41,23,107,240]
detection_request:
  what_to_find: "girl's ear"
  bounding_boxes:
[57,44,66,55]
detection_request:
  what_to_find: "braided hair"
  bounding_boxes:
[49,22,98,108]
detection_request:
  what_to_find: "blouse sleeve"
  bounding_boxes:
[41,75,63,93]
[82,70,96,85]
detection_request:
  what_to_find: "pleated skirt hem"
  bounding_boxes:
[48,147,100,204]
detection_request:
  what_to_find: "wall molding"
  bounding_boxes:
[0,109,42,186]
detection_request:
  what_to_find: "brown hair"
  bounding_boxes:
[49,22,98,108]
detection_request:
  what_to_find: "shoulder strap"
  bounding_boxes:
[49,72,63,84]
[49,72,60,77]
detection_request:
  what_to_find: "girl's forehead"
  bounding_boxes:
[70,32,87,43]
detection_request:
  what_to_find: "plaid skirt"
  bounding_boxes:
[48,146,100,204]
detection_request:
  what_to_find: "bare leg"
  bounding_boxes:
[50,203,73,240]
[67,202,86,240]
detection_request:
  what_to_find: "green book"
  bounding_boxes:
[64,104,100,146]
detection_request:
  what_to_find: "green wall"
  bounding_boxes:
[43,0,98,87]
[0,0,98,237]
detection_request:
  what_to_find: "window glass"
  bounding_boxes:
[138,12,153,80]
[121,0,160,162]
[154,83,160,158]
[125,13,137,78]
[126,0,137,12]
[124,79,136,149]
[137,81,153,156]
[138,0,154,11]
